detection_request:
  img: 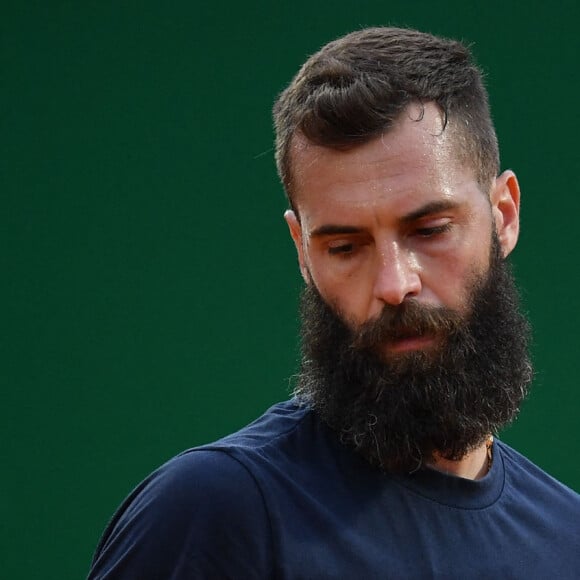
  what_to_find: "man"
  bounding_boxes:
[89,27,580,578]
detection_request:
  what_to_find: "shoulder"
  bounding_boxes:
[89,439,283,578]
[128,447,270,524]
[216,399,313,450]
[498,439,580,504]
[88,400,321,579]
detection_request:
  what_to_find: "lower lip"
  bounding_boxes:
[385,335,436,354]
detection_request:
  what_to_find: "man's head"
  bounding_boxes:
[273,27,533,472]
[273,27,499,207]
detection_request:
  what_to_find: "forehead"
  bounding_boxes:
[289,103,481,218]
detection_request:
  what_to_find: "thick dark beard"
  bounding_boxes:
[295,239,533,473]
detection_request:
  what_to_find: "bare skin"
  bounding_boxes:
[430,441,492,480]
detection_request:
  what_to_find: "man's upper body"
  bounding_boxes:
[89,27,580,577]
[89,401,580,578]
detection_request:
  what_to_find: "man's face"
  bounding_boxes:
[285,102,521,361]
[295,244,533,472]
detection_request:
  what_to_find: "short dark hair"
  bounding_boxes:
[273,27,499,205]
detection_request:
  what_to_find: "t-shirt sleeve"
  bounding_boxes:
[87,449,273,579]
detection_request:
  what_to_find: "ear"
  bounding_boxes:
[284,209,311,283]
[490,170,520,258]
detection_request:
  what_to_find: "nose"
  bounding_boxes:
[373,243,422,306]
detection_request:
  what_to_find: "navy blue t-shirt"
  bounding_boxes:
[89,400,580,578]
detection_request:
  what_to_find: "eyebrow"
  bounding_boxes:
[309,200,460,238]
[310,224,365,238]
[400,200,459,223]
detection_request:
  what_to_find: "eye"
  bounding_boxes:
[414,222,452,237]
[328,242,355,255]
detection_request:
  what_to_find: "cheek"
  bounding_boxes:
[309,266,374,324]
[431,241,491,310]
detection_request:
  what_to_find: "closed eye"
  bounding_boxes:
[328,243,355,255]
[415,223,452,237]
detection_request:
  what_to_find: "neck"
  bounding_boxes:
[427,437,493,480]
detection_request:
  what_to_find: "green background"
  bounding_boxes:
[3,2,579,577]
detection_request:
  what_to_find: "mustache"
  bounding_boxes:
[350,300,463,350]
